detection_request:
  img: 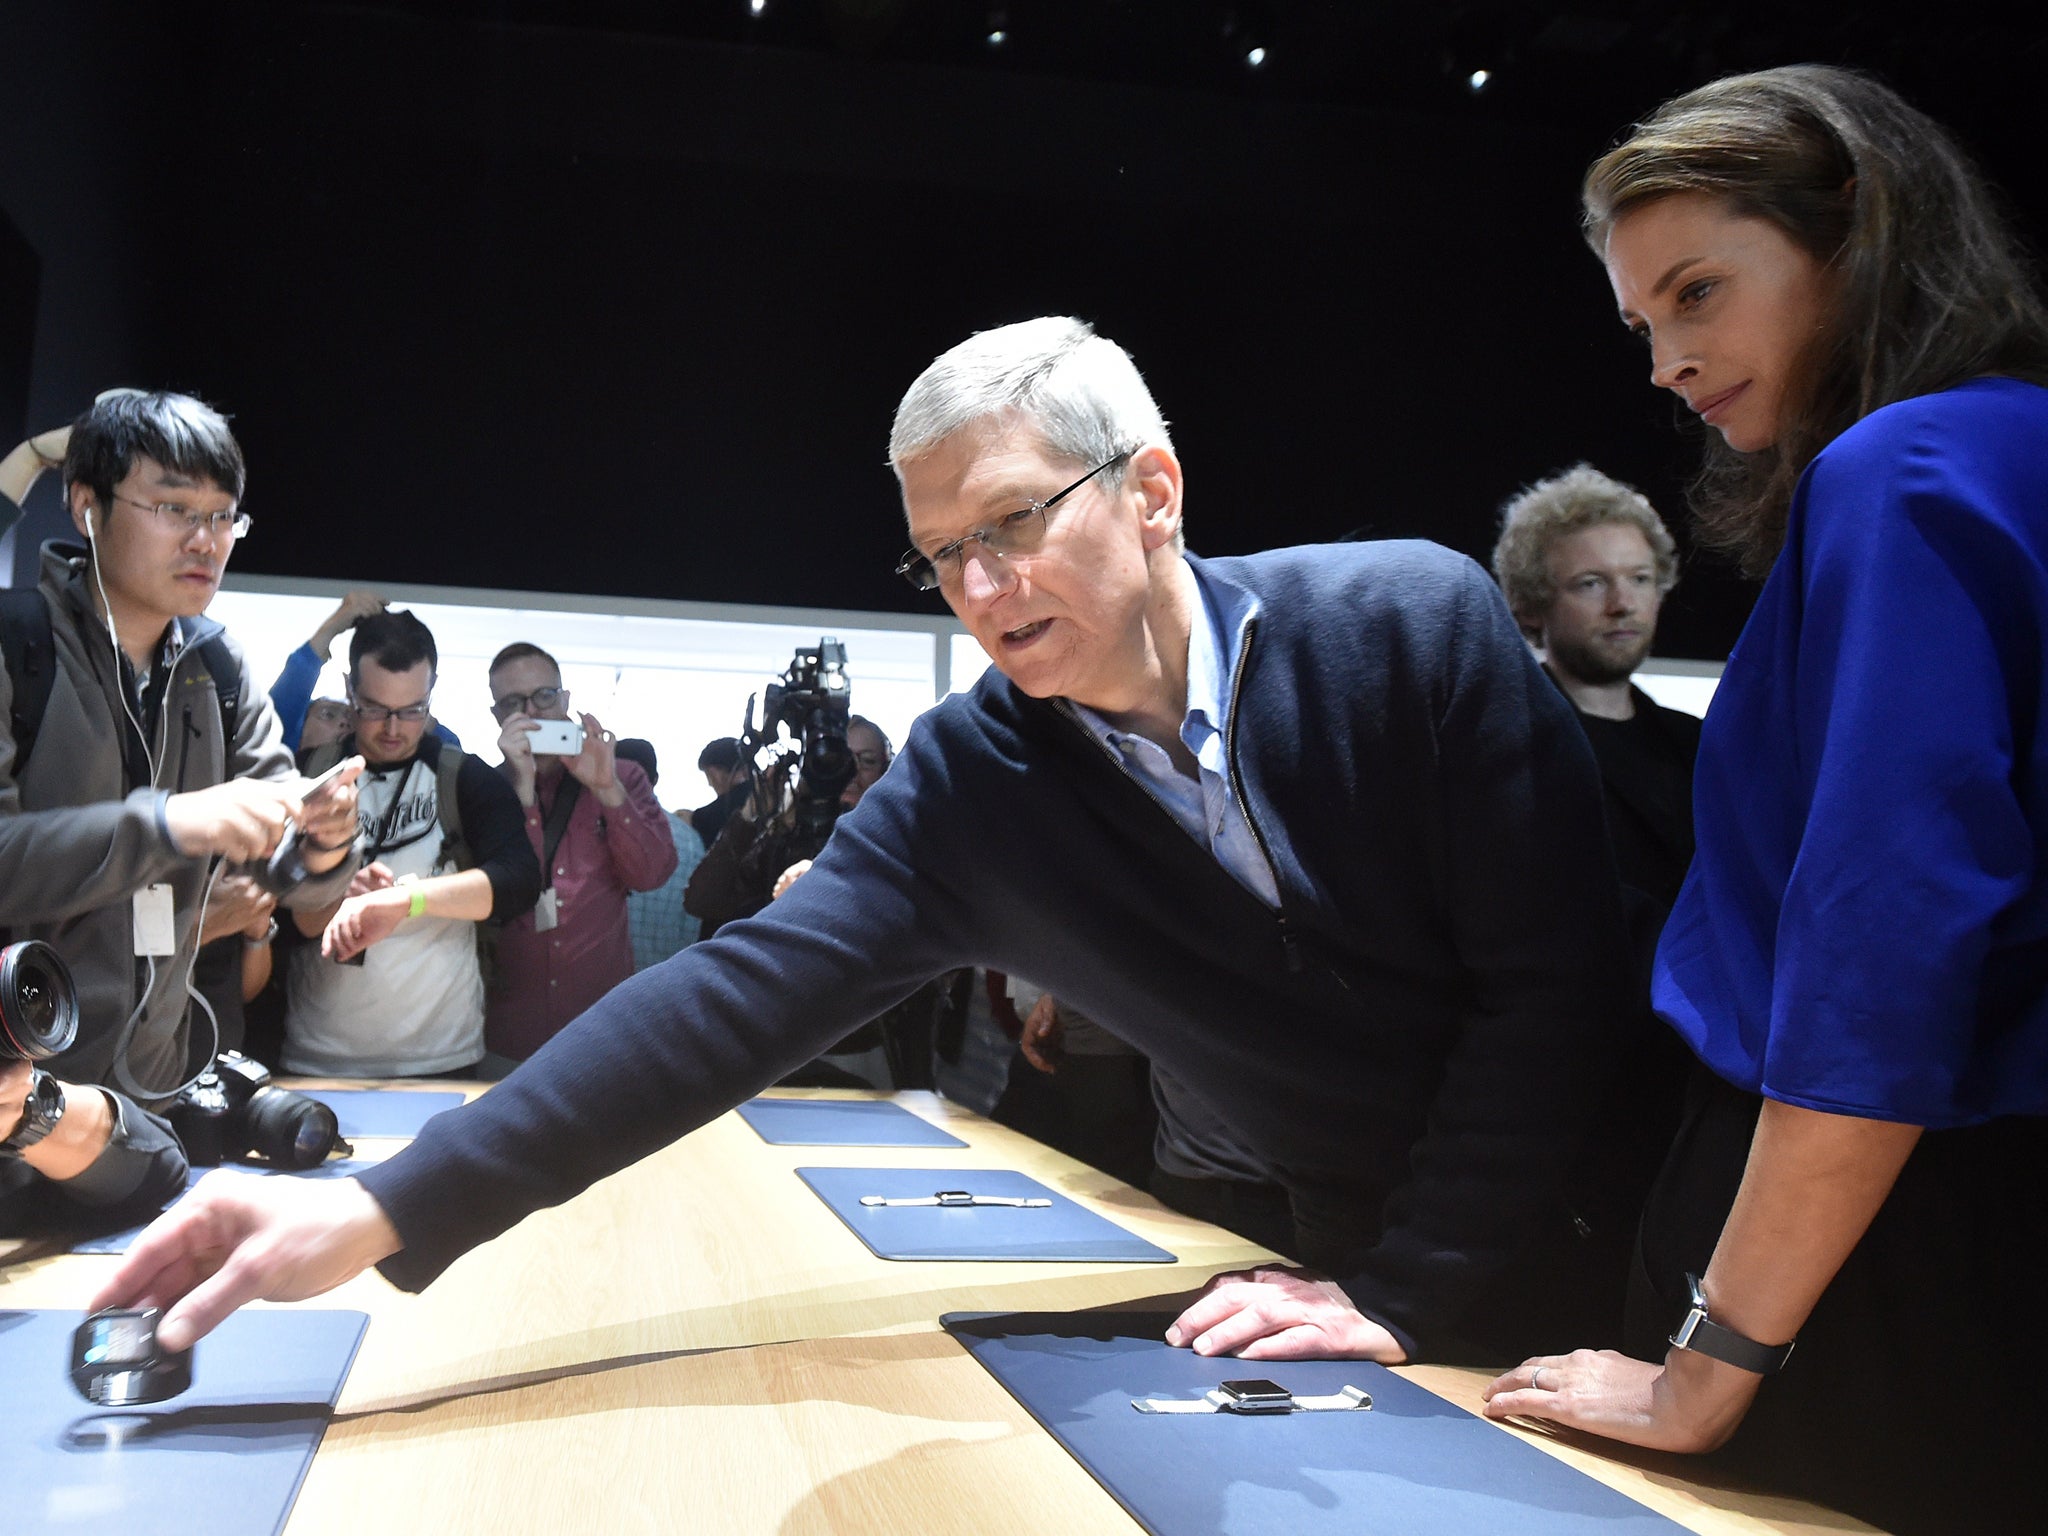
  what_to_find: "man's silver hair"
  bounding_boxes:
[888,316,1172,474]
[1492,462,1679,634]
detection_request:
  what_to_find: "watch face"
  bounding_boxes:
[70,1308,195,1406]
[80,1312,157,1367]
[1220,1379,1291,1402]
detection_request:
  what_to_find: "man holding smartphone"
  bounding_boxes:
[481,643,675,1068]
[0,391,360,1116]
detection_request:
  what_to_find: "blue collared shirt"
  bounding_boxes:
[1071,561,1280,907]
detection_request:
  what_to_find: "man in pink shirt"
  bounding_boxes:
[481,643,677,1067]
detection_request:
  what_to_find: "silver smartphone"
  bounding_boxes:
[528,718,585,755]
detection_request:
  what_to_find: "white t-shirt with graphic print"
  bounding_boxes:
[282,754,485,1076]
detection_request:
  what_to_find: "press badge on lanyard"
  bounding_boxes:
[132,883,176,955]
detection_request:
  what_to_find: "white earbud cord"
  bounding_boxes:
[88,518,225,1102]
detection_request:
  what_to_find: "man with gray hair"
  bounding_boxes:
[98,319,1627,1371]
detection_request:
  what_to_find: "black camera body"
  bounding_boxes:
[0,939,81,1062]
[167,1051,347,1170]
[748,636,855,847]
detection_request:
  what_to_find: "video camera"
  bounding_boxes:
[741,637,855,850]
[168,1051,351,1171]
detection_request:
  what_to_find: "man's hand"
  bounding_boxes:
[0,1058,29,1140]
[165,778,308,862]
[562,712,622,804]
[322,886,411,961]
[85,1170,403,1353]
[309,589,387,661]
[1020,993,1065,1074]
[1481,1345,1760,1454]
[200,871,277,946]
[348,860,397,899]
[1165,1266,1407,1362]
[771,860,813,899]
[297,759,364,859]
[498,714,539,806]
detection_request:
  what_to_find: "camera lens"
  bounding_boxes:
[0,940,82,1062]
[242,1088,342,1170]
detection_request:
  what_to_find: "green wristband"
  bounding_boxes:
[408,888,427,919]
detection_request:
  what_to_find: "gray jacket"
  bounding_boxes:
[0,542,356,1101]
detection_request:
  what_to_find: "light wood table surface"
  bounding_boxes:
[1,1085,1878,1535]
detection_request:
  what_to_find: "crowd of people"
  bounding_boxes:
[1,63,2042,1533]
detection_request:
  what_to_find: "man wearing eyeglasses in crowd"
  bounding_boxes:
[0,391,358,1223]
[95,322,1626,1374]
[481,643,675,1069]
[281,611,539,1078]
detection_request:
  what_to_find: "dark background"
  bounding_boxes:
[2,1,2040,658]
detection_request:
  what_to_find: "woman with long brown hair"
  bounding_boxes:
[1482,66,2048,1532]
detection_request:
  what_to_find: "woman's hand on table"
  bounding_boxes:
[1481,1345,1761,1453]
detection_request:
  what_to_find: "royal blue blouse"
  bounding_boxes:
[1654,377,2048,1128]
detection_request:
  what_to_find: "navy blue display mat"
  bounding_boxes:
[737,1096,967,1147]
[65,1159,375,1256]
[944,1312,1692,1536]
[799,1167,1174,1263]
[1,1307,368,1536]
[303,1088,464,1139]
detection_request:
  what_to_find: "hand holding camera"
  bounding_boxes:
[560,712,622,800]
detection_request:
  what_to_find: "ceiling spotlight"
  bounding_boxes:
[1246,46,1267,68]
[750,0,765,15]
[987,27,1007,46]
[1466,68,1493,92]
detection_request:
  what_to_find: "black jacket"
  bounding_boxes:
[361,542,1628,1356]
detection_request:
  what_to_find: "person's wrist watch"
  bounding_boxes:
[0,1069,66,1158]
[1669,1272,1796,1375]
[244,917,279,948]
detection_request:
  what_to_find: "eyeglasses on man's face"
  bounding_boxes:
[490,685,567,722]
[353,699,432,725]
[895,451,1130,593]
[111,492,252,543]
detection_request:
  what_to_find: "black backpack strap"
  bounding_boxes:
[434,742,470,871]
[194,633,241,752]
[0,587,58,777]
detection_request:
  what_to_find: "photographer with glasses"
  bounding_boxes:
[0,391,359,1138]
[482,643,675,1067]
[283,612,539,1079]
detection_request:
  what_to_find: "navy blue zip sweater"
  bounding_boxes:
[360,541,1628,1357]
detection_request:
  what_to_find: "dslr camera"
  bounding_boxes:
[743,637,855,847]
[168,1051,350,1171]
[0,939,80,1062]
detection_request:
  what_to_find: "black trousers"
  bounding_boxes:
[1631,1069,2048,1535]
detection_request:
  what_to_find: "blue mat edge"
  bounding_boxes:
[942,1311,1170,1536]
[269,1309,374,1536]
[735,1097,968,1148]
[796,1169,1177,1264]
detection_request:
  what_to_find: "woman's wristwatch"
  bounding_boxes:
[245,918,279,948]
[1669,1272,1797,1375]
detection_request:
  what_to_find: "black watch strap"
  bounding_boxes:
[1,1068,66,1157]
[1669,1272,1796,1375]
